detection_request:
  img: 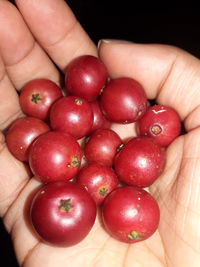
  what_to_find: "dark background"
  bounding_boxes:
[1,1,200,266]
[66,2,200,58]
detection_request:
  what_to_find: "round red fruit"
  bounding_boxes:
[90,100,111,132]
[50,96,93,139]
[29,131,82,183]
[138,104,181,147]
[6,117,50,162]
[114,137,165,187]
[100,77,147,123]
[30,181,97,246]
[84,128,123,166]
[65,55,108,101]
[102,186,160,243]
[76,163,119,205]
[19,79,63,121]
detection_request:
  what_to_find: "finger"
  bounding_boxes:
[0,131,31,217]
[0,1,60,90]
[99,40,200,132]
[3,177,41,265]
[151,128,200,266]
[0,55,22,130]
[15,0,97,70]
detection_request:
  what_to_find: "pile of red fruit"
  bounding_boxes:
[5,55,181,247]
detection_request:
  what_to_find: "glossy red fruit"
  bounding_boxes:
[50,96,93,139]
[65,55,108,101]
[6,117,50,162]
[19,79,63,121]
[102,186,160,243]
[30,181,97,246]
[29,131,82,183]
[84,129,123,166]
[114,137,165,187]
[76,163,119,205]
[90,100,111,132]
[138,104,181,147]
[100,77,148,123]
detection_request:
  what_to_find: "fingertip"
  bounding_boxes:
[0,0,34,66]
[98,39,132,47]
[98,41,178,99]
[98,39,134,56]
[98,40,200,124]
[16,0,97,69]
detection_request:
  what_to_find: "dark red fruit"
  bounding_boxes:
[50,96,93,139]
[19,79,63,121]
[100,77,147,123]
[6,117,50,162]
[114,137,165,187]
[84,129,123,166]
[90,100,111,132]
[29,131,82,183]
[65,55,108,101]
[138,104,181,147]
[102,186,160,243]
[76,163,119,205]
[30,181,97,246]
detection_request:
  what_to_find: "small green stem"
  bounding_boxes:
[67,156,81,168]
[117,143,124,152]
[99,187,108,196]
[59,199,73,212]
[31,93,42,104]
[75,98,83,105]
[127,231,139,240]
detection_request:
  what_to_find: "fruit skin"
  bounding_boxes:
[5,117,50,162]
[65,55,108,101]
[114,137,165,187]
[84,128,122,167]
[29,131,82,183]
[137,104,181,147]
[100,77,147,123]
[90,100,111,132]
[76,163,119,205]
[102,186,160,243]
[50,96,93,139]
[19,79,63,121]
[30,181,97,247]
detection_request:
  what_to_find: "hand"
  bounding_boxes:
[0,1,200,266]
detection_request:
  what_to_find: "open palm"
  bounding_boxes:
[0,1,200,267]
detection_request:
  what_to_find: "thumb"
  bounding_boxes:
[98,40,200,132]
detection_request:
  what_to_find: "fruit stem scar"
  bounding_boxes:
[117,143,124,152]
[99,187,108,196]
[75,98,83,105]
[67,156,81,168]
[59,199,73,212]
[127,231,139,240]
[151,124,162,135]
[31,93,42,104]
[99,85,106,95]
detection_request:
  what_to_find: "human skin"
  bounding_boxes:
[0,1,200,267]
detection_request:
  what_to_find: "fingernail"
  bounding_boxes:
[98,39,132,48]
